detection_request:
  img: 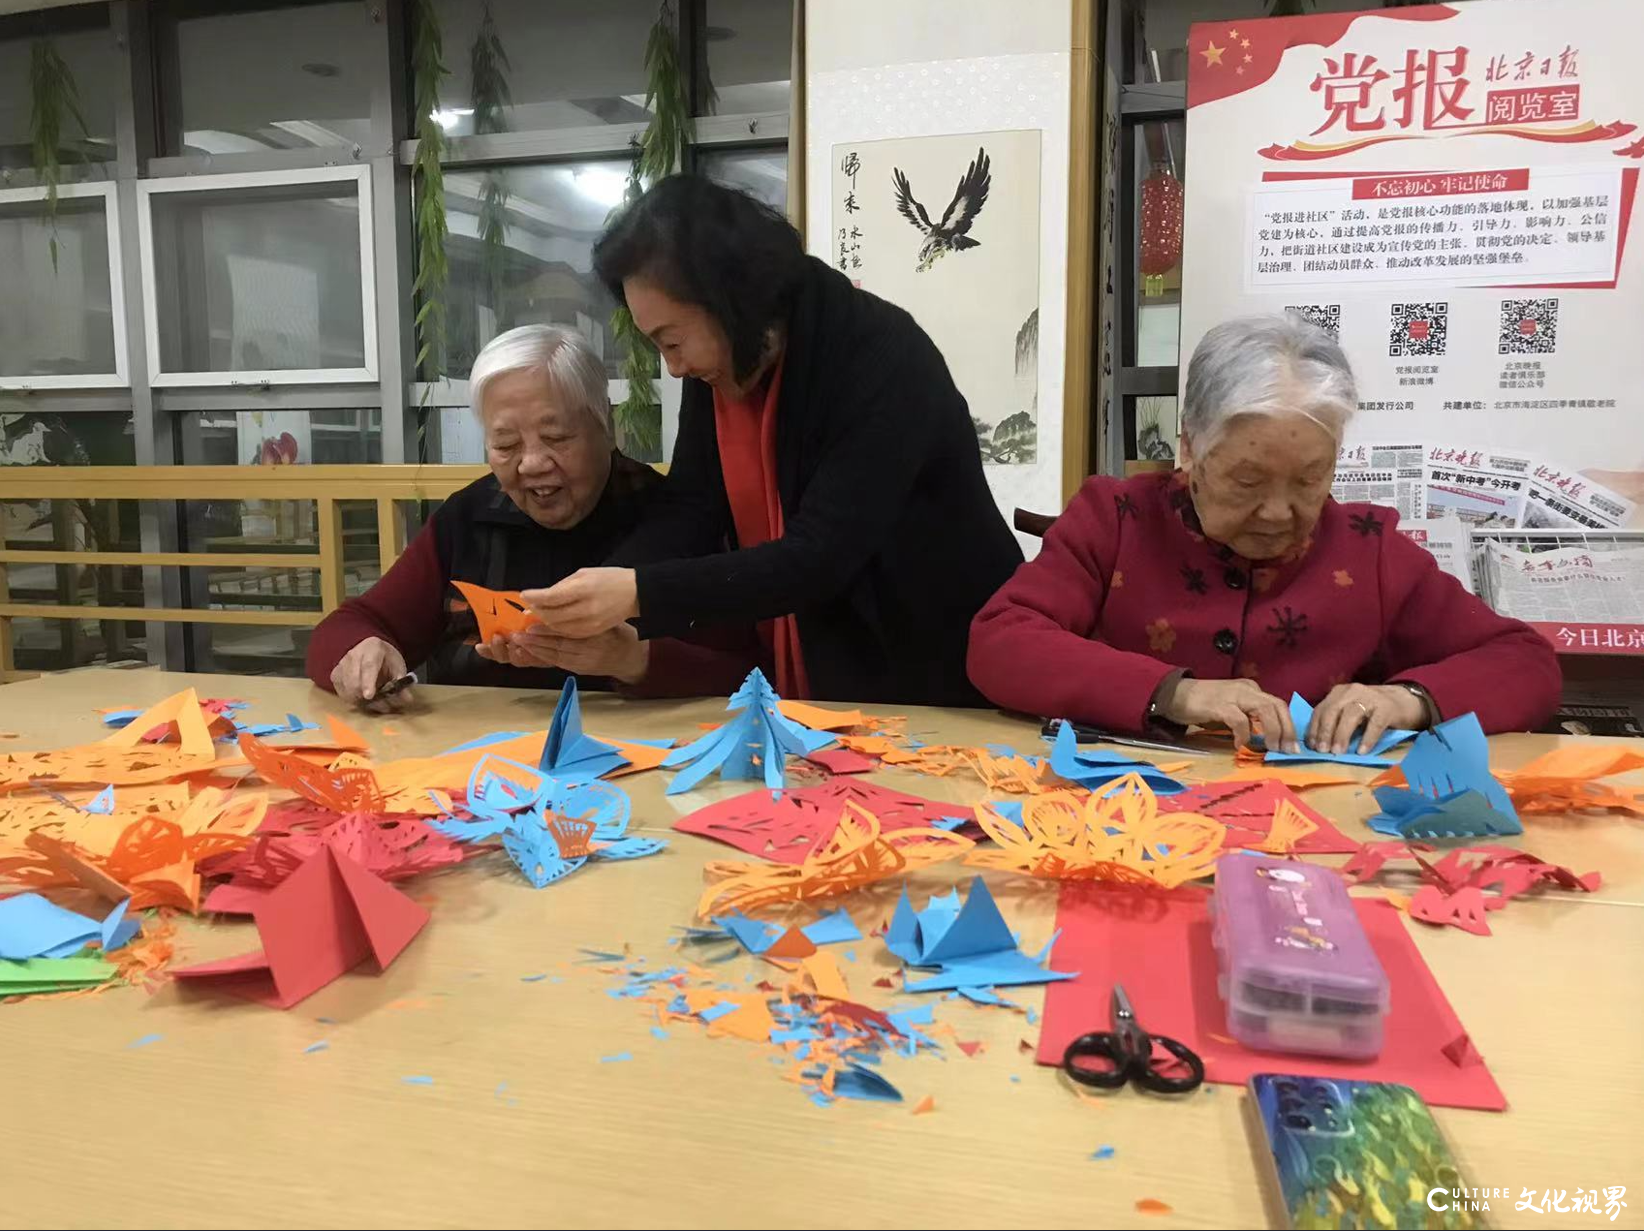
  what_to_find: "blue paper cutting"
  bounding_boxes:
[84,785,115,814]
[1364,713,1520,837]
[662,668,836,795]
[801,908,862,946]
[1264,693,1418,767]
[831,1064,903,1102]
[0,893,137,960]
[887,877,1077,993]
[1048,721,1186,794]
[431,771,664,888]
[539,677,629,782]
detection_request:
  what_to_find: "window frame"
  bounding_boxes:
[0,180,130,391]
[136,163,378,387]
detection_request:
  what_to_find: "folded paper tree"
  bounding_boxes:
[663,669,836,795]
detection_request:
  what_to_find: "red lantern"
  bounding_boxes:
[1140,167,1184,284]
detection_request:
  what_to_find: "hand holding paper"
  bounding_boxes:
[521,568,639,638]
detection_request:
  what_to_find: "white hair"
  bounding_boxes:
[469,324,611,438]
[1182,313,1357,456]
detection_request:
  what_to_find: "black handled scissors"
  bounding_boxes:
[1061,984,1205,1094]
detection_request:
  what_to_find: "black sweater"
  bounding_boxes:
[608,257,1023,707]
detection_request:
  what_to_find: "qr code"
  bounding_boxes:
[1498,297,1559,354]
[1285,304,1342,339]
[1388,302,1448,357]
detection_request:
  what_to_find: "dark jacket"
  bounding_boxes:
[608,257,1023,706]
[307,453,758,696]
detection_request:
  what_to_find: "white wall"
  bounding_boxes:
[805,0,1073,555]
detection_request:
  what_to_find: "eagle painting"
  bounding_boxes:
[891,147,992,272]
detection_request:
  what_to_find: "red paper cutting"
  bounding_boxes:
[1409,884,1495,936]
[200,806,470,888]
[1035,883,1506,1111]
[674,779,974,865]
[805,748,877,775]
[172,845,429,1009]
[1155,778,1358,854]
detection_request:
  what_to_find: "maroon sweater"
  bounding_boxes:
[967,471,1562,735]
[306,457,764,699]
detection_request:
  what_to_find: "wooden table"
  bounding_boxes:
[3,669,1642,1230]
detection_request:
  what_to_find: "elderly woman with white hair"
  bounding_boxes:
[968,314,1561,752]
[307,324,757,709]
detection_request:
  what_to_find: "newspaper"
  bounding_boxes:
[1521,462,1636,531]
[1398,516,1475,594]
[1481,542,1644,624]
[1334,441,1425,520]
[1421,445,1532,528]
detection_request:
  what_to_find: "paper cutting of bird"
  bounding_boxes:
[891,147,992,273]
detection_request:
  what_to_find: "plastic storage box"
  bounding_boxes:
[1210,855,1389,1060]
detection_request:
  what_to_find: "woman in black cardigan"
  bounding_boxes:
[519,176,1022,707]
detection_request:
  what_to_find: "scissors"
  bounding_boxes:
[1061,985,1205,1094]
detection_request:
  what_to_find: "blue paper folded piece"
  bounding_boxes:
[662,668,836,795]
[84,785,115,815]
[886,876,1077,993]
[830,1064,904,1102]
[430,763,664,888]
[1365,713,1520,838]
[0,894,139,960]
[539,677,629,782]
[1047,721,1186,794]
[1262,693,1419,768]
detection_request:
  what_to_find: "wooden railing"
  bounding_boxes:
[0,464,490,680]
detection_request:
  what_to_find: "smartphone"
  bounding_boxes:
[1248,1074,1486,1230]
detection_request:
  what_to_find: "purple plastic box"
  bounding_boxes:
[1210,855,1390,1060]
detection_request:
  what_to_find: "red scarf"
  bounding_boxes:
[713,357,811,699]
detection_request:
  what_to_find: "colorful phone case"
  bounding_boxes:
[1249,1074,1485,1230]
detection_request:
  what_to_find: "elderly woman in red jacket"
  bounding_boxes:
[968,314,1562,754]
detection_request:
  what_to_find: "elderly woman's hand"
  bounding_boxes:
[330,636,414,712]
[1308,683,1427,755]
[476,624,650,684]
[1163,678,1299,752]
[522,568,639,639]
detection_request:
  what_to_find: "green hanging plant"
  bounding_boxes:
[608,1,695,462]
[470,3,512,315]
[28,39,90,274]
[411,0,450,401]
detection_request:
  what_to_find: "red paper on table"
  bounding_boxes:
[673,778,973,864]
[1035,883,1505,1111]
[199,805,470,887]
[172,845,429,1009]
[1155,778,1359,855]
[805,748,877,775]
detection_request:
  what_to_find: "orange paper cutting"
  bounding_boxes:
[801,950,850,1000]
[697,802,973,918]
[450,580,541,641]
[238,734,385,813]
[776,700,867,731]
[1254,799,1317,855]
[967,774,1226,888]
